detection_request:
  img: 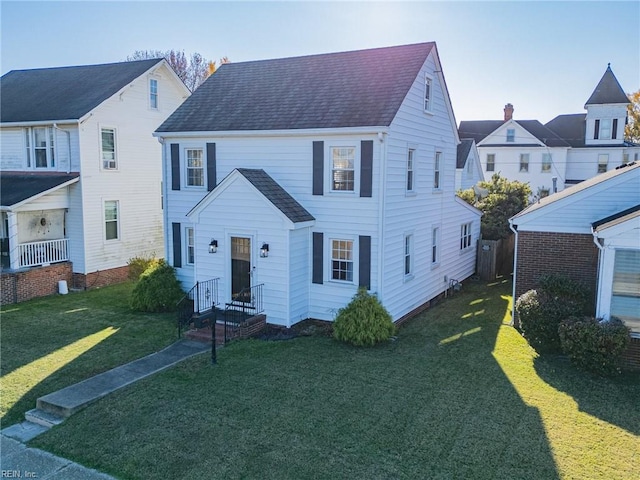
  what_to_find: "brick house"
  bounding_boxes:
[509,161,640,367]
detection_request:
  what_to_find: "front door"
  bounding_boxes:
[231,236,251,301]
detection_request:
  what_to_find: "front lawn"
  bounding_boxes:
[30,280,640,479]
[1,282,176,427]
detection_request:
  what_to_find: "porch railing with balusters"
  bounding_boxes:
[18,239,69,268]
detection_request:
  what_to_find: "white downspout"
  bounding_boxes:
[592,226,605,319]
[508,218,518,326]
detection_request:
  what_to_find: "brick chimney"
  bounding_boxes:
[504,103,514,122]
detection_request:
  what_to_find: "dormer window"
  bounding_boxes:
[424,76,432,112]
[506,129,515,142]
[594,119,612,140]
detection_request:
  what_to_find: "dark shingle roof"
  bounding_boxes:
[456,139,474,169]
[458,120,570,147]
[585,65,630,106]
[237,168,314,223]
[1,172,79,206]
[156,43,435,132]
[1,59,163,123]
[545,114,586,147]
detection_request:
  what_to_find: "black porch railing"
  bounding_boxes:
[176,278,219,338]
[224,283,264,343]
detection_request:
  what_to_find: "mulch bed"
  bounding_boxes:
[255,319,333,341]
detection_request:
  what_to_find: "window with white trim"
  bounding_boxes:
[149,78,158,109]
[434,152,441,189]
[404,234,413,277]
[101,128,117,169]
[599,119,612,140]
[432,227,439,265]
[424,76,432,112]
[519,153,529,173]
[597,154,609,174]
[407,149,415,192]
[610,249,640,333]
[331,239,353,282]
[186,148,204,187]
[541,153,552,173]
[506,129,515,142]
[331,147,355,192]
[104,200,119,241]
[24,127,55,169]
[486,154,495,172]
[186,227,195,265]
[460,222,472,251]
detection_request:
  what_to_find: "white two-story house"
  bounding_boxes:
[155,42,481,328]
[0,59,189,303]
[459,66,639,197]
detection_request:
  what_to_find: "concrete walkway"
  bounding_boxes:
[1,339,210,478]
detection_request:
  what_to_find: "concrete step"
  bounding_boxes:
[25,409,64,428]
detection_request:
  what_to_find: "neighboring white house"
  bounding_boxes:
[459,66,639,196]
[456,138,484,191]
[0,59,190,298]
[509,161,640,366]
[155,42,482,327]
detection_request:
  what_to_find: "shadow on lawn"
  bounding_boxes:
[533,355,640,436]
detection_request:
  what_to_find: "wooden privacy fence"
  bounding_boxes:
[476,234,515,281]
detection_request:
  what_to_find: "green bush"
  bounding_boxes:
[559,316,630,376]
[128,255,160,282]
[515,274,590,353]
[130,260,184,312]
[333,288,395,347]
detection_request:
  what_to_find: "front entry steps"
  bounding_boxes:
[184,314,267,345]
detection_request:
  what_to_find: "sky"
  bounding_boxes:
[1,1,639,124]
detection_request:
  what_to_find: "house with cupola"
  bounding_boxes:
[0,59,189,304]
[459,65,639,197]
[155,42,481,327]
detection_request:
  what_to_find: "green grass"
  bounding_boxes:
[1,282,177,427]
[20,280,640,479]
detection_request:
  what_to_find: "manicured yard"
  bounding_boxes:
[23,279,639,479]
[1,282,176,427]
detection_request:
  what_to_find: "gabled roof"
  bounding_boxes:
[456,139,474,169]
[1,59,163,123]
[1,172,79,208]
[512,161,640,220]
[545,114,587,148]
[593,204,640,231]
[156,43,435,133]
[458,120,570,147]
[236,169,314,223]
[584,65,630,106]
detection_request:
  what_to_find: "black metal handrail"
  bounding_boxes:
[224,283,264,344]
[176,278,220,338]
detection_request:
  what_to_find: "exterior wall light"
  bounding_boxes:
[209,239,218,254]
[260,243,269,258]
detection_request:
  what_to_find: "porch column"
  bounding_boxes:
[7,212,20,270]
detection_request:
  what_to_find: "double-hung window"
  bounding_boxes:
[460,223,472,251]
[331,147,355,192]
[25,127,55,169]
[404,234,413,277]
[506,129,515,142]
[598,154,609,174]
[149,78,158,109]
[434,152,441,189]
[331,239,353,282]
[101,128,117,169]
[407,149,415,192]
[186,148,204,187]
[519,153,529,172]
[541,153,552,173]
[186,227,195,265]
[432,227,440,265]
[104,200,119,241]
[486,154,495,172]
[424,76,432,112]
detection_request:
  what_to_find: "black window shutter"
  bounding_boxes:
[206,143,217,191]
[359,235,371,289]
[360,140,373,197]
[312,141,324,196]
[312,232,323,284]
[612,119,618,140]
[594,120,600,140]
[171,143,180,190]
[172,222,182,268]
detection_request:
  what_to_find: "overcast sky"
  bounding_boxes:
[2,1,639,124]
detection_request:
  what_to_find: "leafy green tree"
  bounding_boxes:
[625,90,640,143]
[458,174,531,240]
